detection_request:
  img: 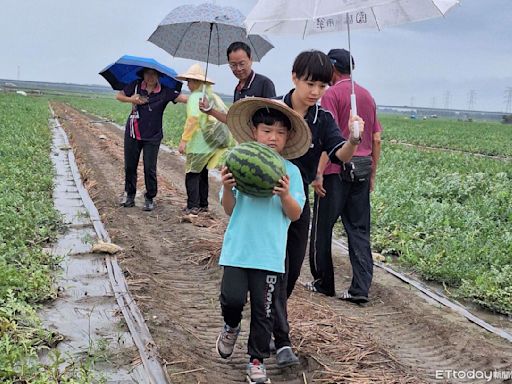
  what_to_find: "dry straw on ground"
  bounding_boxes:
[288,292,425,384]
[182,237,222,269]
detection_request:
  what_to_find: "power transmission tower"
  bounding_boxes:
[467,90,476,111]
[410,96,415,107]
[444,91,451,109]
[505,87,512,113]
[17,65,20,81]
[431,96,436,109]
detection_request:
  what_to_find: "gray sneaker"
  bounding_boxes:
[143,197,155,211]
[216,324,240,359]
[246,359,269,383]
[121,194,135,207]
[276,346,300,367]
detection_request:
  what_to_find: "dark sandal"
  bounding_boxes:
[303,281,319,292]
[339,290,369,304]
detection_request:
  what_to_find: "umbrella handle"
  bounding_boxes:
[200,84,213,112]
[351,93,360,139]
[346,13,359,139]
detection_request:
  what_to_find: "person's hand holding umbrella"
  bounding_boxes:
[148,2,273,106]
[245,0,460,137]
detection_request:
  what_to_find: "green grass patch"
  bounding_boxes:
[380,115,512,157]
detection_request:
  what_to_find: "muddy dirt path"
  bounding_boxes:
[52,103,512,384]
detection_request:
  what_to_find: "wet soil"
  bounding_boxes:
[52,102,512,384]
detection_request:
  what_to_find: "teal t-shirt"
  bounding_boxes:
[219,159,305,273]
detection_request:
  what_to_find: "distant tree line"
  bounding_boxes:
[502,115,512,124]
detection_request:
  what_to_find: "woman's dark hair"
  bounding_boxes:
[251,107,291,131]
[227,41,252,59]
[292,50,332,83]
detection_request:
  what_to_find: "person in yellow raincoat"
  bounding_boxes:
[177,64,235,215]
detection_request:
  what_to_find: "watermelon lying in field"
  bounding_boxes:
[225,142,286,198]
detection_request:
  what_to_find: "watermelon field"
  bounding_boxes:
[1,91,512,382]
[63,94,512,314]
[381,116,512,157]
[0,94,101,382]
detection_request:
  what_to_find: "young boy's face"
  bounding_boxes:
[292,73,328,107]
[252,122,289,154]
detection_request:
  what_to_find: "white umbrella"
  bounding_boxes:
[245,0,460,137]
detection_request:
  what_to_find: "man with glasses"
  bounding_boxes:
[200,41,276,122]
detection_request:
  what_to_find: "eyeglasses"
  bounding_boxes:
[228,61,248,70]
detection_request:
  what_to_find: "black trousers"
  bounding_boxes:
[185,166,209,209]
[309,174,373,297]
[124,135,160,199]
[273,183,310,349]
[220,266,281,361]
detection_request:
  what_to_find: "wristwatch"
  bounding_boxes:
[349,136,362,145]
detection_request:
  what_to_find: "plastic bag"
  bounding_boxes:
[202,117,231,148]
[201,93,232,148]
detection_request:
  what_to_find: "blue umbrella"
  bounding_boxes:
[99,55,182,91]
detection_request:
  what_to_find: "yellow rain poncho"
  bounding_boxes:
[182,85,235,173]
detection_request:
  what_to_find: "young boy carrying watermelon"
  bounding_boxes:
[215,98,310,384]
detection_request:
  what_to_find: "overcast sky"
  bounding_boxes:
[2,0,511,112]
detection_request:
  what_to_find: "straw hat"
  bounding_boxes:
[226,97,311,159]
[176,63,214,84]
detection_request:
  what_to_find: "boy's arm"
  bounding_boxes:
[221,187,236,216]
[280,193,301,222]
[274,174,302,222]
[220,166,237,215]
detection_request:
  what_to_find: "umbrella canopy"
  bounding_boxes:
[148,3,274,65]
[245,0,460,35]
[245,0,459,137]
[99,55,182,91]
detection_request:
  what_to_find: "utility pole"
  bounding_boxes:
[444,91,451,110]
[505,87,512,113]
[467,90,476,111]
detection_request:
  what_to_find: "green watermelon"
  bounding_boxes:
[225,142,286,198]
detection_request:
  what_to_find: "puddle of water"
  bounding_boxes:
[458,300,512,335]
[50,227,95,256]
[38,119,147,383]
